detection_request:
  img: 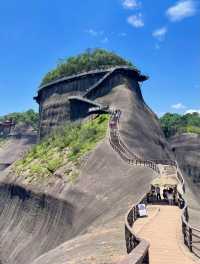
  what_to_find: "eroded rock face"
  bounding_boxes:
[170,133,200,227]
[170,133,200,184]
[0,183,75,264]
[34,67,147,139]
[0,69,175,263]
[0,130,37,174]
[35,70,108,138]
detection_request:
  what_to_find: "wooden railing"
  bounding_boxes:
[117,196,150,264]
[108,110,200,262]
[152,159,176,166]
[39,66,145,93]
[109,110,160,174]
[176,163,200,258]
[180,200,200,258]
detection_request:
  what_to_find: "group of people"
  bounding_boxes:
[148,186,176,205]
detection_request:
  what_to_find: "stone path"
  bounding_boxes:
[134,205,199,264]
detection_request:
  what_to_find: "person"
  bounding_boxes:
[151,186,156,201]
[156,186,161,201]
[163,189,167,200]
[167,189,174,205]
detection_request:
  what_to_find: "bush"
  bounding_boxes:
[0,109,39,130]
[14,114,109,183]
[47,158,63,173]
[41,48,134,85]
[160,112,200,138]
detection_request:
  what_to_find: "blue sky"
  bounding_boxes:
[0,0,199,116]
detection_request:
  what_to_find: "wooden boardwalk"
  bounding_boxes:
[134,205,199,264]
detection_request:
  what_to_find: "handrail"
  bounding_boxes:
[109,110,160,174]
[117,195,150,264]
[83,67,147,99]
[38,66,146,93]
[152,159,177,166]
[108,110,200,262]
[178,170,200,257]
[83,69,115,98]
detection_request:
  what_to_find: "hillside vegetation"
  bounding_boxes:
[41,48,134,85]
[0,109,39,130]
[14,114,109,184]
[160,112,200,138]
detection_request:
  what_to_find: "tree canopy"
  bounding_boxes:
[41,48,134,85]
[0,109,39,130]
[160,112,200,138]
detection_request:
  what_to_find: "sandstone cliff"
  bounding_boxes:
[170,133,200,228]
[0,69,186,264]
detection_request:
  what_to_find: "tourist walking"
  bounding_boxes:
[167,190,174,205]
[156,186,161,201]
[163,188,168,200]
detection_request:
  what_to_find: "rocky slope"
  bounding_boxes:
[170,133,200,228]
[0,128,37,170]
[0,80,186,264]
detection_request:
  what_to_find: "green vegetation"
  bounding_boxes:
[0,109,39,130]
[41,48,134,85]
[160,112,200,138]
[14,114,109,184]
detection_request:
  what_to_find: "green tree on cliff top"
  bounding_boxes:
[41,48,134,85]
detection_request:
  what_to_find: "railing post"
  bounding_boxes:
[182,221,187,246]
[143,250,149,264]
[185,207,189,222]
[189,227,193,252]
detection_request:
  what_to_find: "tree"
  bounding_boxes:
[41,48,135,85]
[160,112,200,138]
[0,109,39,130]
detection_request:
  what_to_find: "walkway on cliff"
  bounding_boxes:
[134,205,198,264]
[108,110,200,263]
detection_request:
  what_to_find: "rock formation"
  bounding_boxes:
[34,67,147,139]
[0,65,189,264]
[170,133,200,227]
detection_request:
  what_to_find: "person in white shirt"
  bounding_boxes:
[167,190,174,205]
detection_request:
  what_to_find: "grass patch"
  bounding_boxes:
[14,114,109,183]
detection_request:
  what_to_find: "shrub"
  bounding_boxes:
[14,114,109,183]
[160,112,200,138]
[0,109,39,130]
[41,48,134,85]
[47,158,63,173]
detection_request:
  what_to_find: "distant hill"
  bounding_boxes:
[0,109,39,131]
[41,48,134,85]
[160,112,200,138]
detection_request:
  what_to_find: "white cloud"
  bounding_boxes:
[122,0,141,9]
[118,32,127,37]
[171,103,186,109]
[166,0,197,22]
[152,27,168,41]
[85,29,104,37]
[185,109,200,114]
[101,37,109,43]
[127,14,144,28]
[85,29,98,37]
